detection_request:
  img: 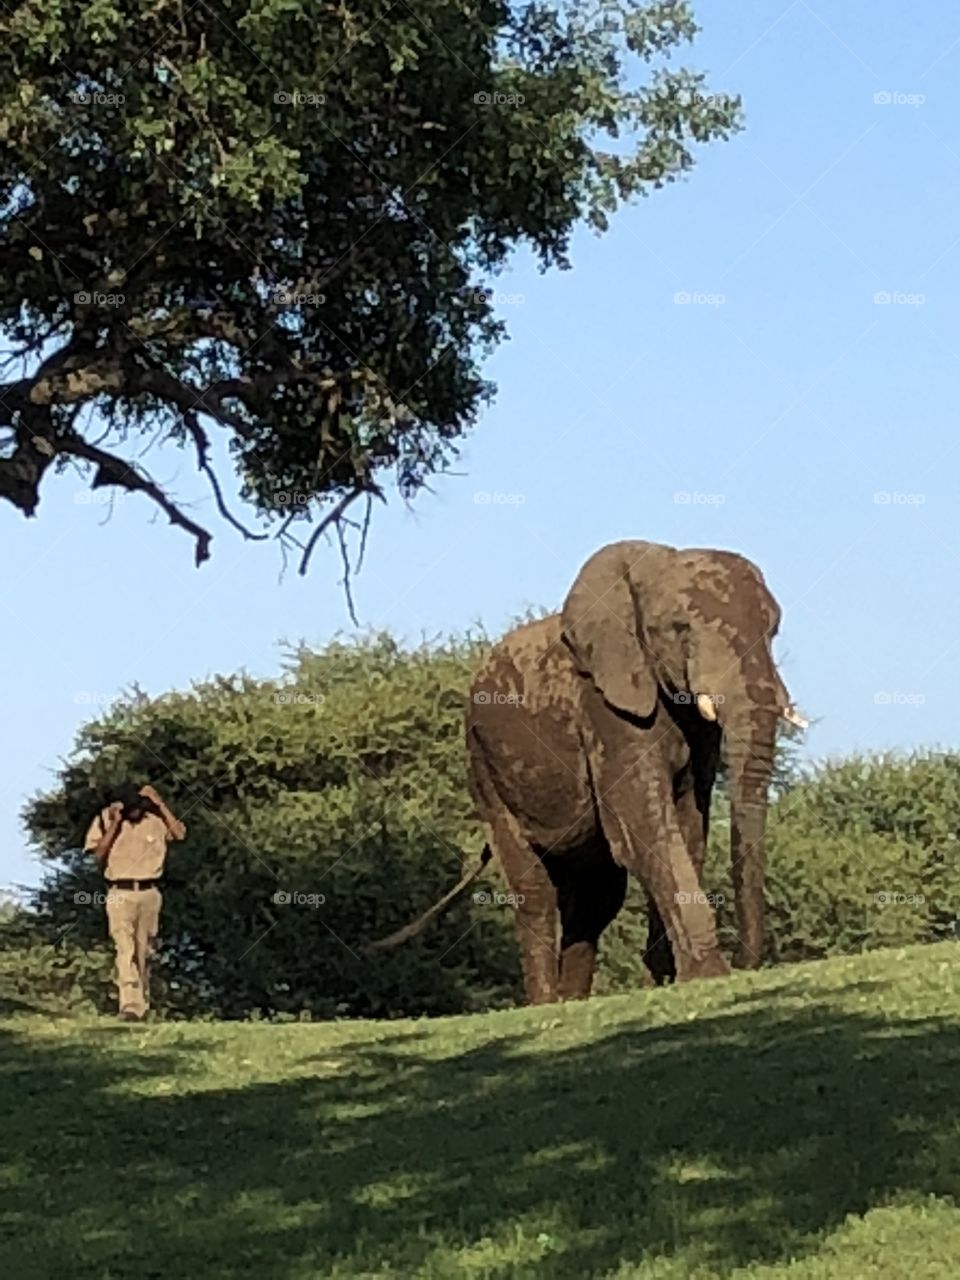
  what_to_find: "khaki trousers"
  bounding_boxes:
[105,887,161,1017]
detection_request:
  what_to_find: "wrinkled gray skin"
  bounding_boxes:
[466,539,795,1004]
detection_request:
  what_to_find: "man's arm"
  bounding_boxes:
[140,785,187,841]
[86,803,124,869]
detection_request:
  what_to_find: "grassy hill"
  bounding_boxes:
[3,943,960,1278]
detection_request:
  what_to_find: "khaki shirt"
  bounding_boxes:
[84,807,171,880]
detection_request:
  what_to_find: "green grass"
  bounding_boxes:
[3,944,960,1278]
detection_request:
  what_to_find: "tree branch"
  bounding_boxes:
[297,483,384,577]
[0,343,384,577]
[58,433,213,565]
[181,410,269,543]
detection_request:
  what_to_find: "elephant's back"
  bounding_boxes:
[467,614,592,845]
[471,613,578,716]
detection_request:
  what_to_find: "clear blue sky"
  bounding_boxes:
[4,0,960,890]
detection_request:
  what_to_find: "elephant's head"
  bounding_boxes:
[560,539,803,969]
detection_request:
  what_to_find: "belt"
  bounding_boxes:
[105,878,162,891]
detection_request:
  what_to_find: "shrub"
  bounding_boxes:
[0,912,112,1016]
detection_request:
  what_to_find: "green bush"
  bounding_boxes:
[0,912,112,1016]
[761,751,960,960]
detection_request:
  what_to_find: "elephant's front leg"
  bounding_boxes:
[597,769,729,983]
[645,769,715,984]
[644,894,675,986]
[675,781,709,877]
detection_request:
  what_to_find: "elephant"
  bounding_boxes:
[370,539,803,1005]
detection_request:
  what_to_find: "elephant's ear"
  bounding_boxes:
[561,545,659,719]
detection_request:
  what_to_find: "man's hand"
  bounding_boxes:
[94,803,124,866]
[141,785,187,842]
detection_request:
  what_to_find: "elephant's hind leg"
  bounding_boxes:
[549,843,627,1000]
[489,811,560,1005]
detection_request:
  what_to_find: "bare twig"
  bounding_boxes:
[297,487,366,577]
[355,492,374,574]
[274,508,301,545]
[182,410,269,542]
[336,518,359,626]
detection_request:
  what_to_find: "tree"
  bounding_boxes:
[0,0,741,568]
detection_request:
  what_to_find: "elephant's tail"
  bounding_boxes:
[365,845,493,952]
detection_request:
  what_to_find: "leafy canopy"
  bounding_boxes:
[0,0,740,566]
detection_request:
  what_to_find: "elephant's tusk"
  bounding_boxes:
[696,694,719,721]
[781,705,808,729]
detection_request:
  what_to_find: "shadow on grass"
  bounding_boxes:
[2,992,959,1279]
[727,974,896,1006]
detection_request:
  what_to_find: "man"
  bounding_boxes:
[84,784,186,1021]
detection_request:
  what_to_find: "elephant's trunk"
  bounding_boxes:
[723,709,777,969]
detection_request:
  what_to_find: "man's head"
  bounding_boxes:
[115,784,155,823]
